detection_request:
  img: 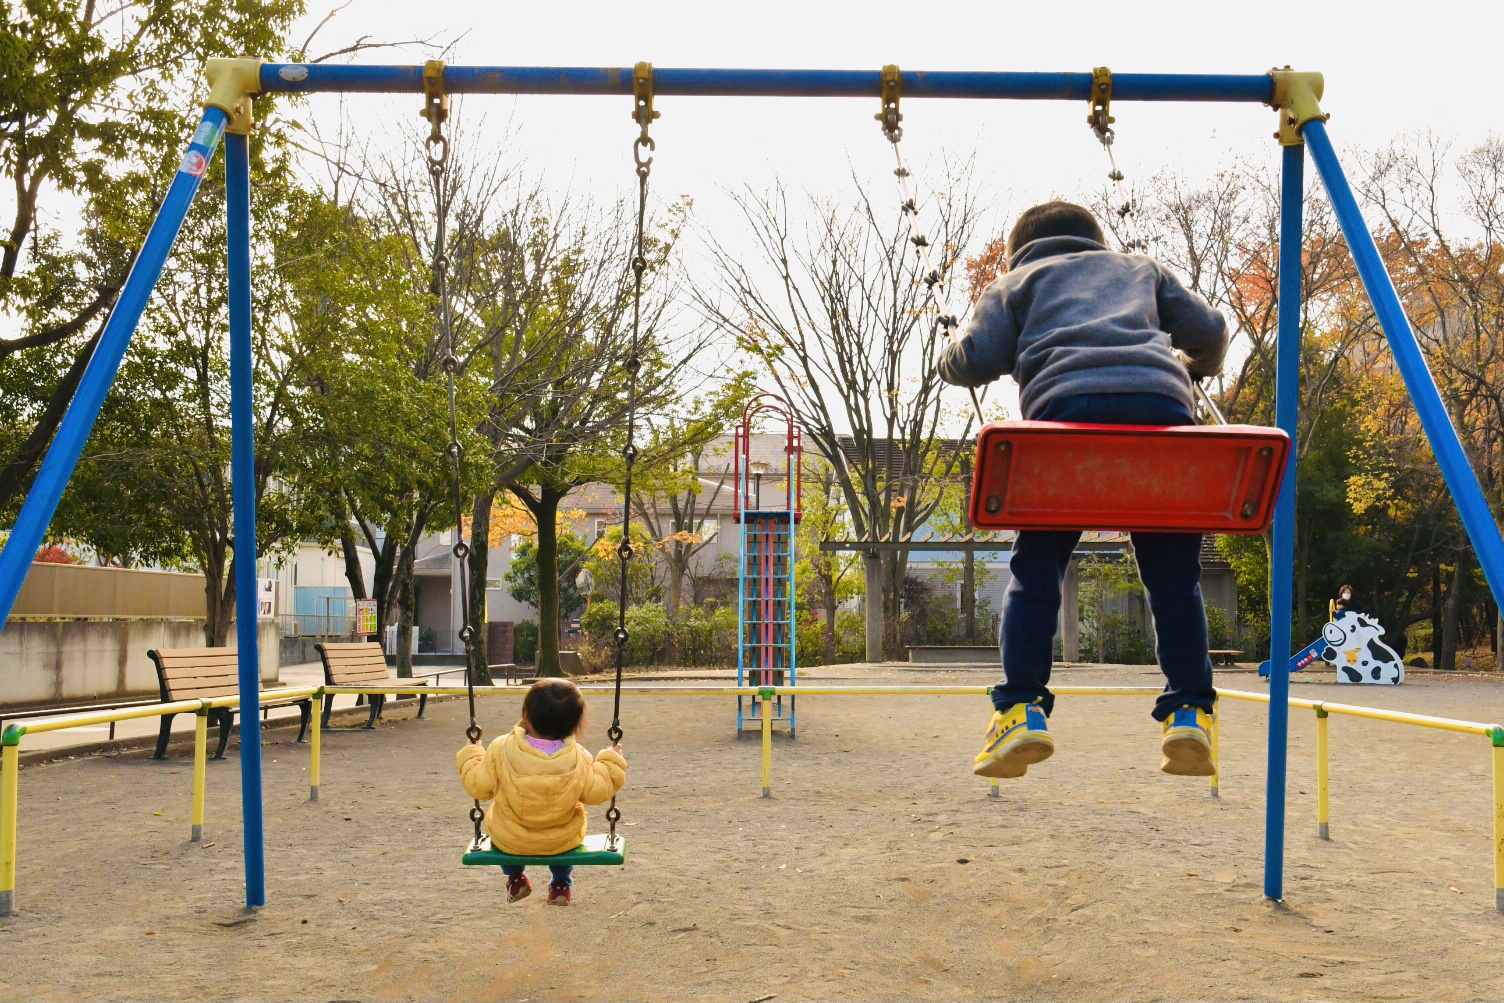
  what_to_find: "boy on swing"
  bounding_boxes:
[938,201,1229,779]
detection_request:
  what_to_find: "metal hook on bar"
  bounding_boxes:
[876,63,902,142]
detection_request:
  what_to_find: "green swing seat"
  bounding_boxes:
[461,832,625,868]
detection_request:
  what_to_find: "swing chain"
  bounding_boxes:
[1087,66,1148,255]
[604,62,655,853]
[424,61,485,854]
[878,67,985,427]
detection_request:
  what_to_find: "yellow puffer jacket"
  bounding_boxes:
[455,727,627,856]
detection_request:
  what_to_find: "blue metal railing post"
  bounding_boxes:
[1303,119,1504,606]
[1264,142,1305,901]
[224,130,265,909]
[0,108,229,627]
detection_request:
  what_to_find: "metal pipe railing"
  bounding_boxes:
[257,65,1275,102]
[2,682,1500,915]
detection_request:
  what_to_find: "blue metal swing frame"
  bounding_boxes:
[1,62,1498,914]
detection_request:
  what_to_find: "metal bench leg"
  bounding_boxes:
[417,693,428,720]
[153,713,175,759]
[213,708,232,760]
[294,700,310,744]
[321,693,334,728]
[365,694,382,729]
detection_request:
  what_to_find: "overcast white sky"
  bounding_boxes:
[283,0,1498,430]
[296,0,1496,207]
[22,0,1496,429]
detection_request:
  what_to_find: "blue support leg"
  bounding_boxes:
[1264,141,1305,902]
[225,130,265,910]
[0,108,229,626]
[1304,119,1504,605]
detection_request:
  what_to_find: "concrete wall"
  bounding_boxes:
[0,619,280,710]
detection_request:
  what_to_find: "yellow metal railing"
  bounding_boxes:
[3,681,1501,915]
[0,686,317,916]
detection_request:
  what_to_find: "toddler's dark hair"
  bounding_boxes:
[520,678,587,740]
[1006,201,1106,259]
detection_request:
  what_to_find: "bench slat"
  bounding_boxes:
[159,665,240,682]
[326,668,391,683]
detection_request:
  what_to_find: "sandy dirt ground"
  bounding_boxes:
[3,664,1503,1002]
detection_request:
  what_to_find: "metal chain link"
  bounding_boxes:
[603,79,655,852]
[1087,82,1224,425]
[882,118,986,427]
[422,78,486,853]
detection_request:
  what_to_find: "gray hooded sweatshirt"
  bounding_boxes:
[938,235,1229,419]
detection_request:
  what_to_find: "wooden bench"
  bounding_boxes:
[1209,649,1244,665]
[147,647,311,760]
[315,642,430,729]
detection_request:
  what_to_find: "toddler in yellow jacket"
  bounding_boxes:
[456,678,626,905]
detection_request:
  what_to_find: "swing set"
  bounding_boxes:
[0,59,1502,914]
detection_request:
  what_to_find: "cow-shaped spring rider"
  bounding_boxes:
[1320,610,1403,684]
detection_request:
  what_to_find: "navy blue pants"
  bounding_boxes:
[991,393,1217,722]
[502,864,573,887]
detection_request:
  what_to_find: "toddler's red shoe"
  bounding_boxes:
[505,874,531,903]
[546,883,572,906]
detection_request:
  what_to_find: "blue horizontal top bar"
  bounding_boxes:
[259,65,1274,103]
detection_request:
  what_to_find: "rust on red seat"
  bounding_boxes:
[968,421,1290,534]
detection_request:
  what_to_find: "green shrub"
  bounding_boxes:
[1205,605,1234,649]
[513,620,538,664]
[674,601,737,666]
[579,601,671,665]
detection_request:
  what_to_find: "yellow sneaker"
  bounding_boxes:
[972,702,1053,778]
[1160,706,1215,776]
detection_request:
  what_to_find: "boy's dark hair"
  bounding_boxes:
[520,678,587,740]
[1006,201,1106,259]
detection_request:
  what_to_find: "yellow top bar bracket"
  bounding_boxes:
[1087,66,1114,141]
[204,56,264,136]
[875,64,902,142]
[422,59,448,141]
[632,61,659,135]
[1268,67,1326,147]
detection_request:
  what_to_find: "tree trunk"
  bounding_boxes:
[1439,555,1465,671]
[663,556,685,665]
[202,548,233,647]
[1061,558,1080,662]
[822,574,838,665]
[882,551,905,658]
[1295,516,1312,645]
[467,490,496,685]
[962,551,976,643]
[1496,610,1503,673]
[862,550,882,663]
[532,484,568,678]
[339,519,368,600]
[1095,570,1107,665]
[1432,562,1443,669]
[395,559,415,678]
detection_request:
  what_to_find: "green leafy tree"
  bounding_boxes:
[505,533,588,620]
[0,0,304,517]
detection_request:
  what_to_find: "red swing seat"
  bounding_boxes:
[967,421,1290,534]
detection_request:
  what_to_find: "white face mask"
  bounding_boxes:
[1341,591,1351,601]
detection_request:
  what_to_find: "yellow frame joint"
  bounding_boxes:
[204,56,264,135]
[422,59,448,127]
[1087,66,1114,137]
[876,63,902,140]
[632,61,658,131]
[1268,68,1326,147]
